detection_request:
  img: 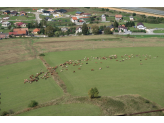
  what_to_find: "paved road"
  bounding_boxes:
[33,12,42,24]
[114,32,164,35]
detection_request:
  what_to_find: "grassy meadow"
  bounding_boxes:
[44,47,164,107]
[0,59,63,113]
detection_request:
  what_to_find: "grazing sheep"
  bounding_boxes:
[119,60,121,62]
[106,66,109,68]
[95,62,97,64]
[60,70,63,72]
[91,69,94,71]
[122,59,124,61]
[126,58,127,60]
[78,68,81,70]
[73,71,75,73]
[99,67,102,70]
[80,65,82,67]
[145,58,147,60]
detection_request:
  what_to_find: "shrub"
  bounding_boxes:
[145,100,150,103]
[1,111,9,116]
[8,109,14,114]
[39,53,45,56]
[28,100,38,107]
[88,87,99,99]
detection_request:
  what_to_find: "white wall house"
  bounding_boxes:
[76,27,82,34]
[71,17,78,23]
[137,25,146,30]
[37,9,45,12]
[129,16,134,21]
[2,22,11,27]
[42,13,50,16]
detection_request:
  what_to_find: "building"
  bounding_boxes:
[37,9,45,12]
[101,14,106,21]
[76,26,82,34]
[20,11,27,16]
[32,28,40,34]
[42,11,50,16]
[0,33,9,39]
[137,22,146,30]
[115,15,122,21]
[61,27,68,32]
[75,11,84,16]
[10,11,18,16]
[53,14,63,17]
[15,22,27,27]
[118,25,128,32]
[107,24,114,31]
[71,17,78,23]
[1,22,11,27]
[3,10,10,14]
[9,28,28,36]
[129,16,134,21]
[47,9,55,13]
[82,13,91,17]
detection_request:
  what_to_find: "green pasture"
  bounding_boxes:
[44,47,164,107]
[153,30,164,33]
[9,15,35,20]
[0,59,63,114]
[16,103,101,116]
[141,23,164,28]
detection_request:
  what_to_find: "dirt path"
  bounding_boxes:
[39,56,68,94]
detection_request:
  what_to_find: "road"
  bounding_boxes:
[114,32,164,35]
[33,12,42,24]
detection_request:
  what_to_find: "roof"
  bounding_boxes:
[137,22,144,26]
[129,16,133,18]
[4,10,10,12]
[47,9,55,11]
[33,28,40,32]
[83,13,91,15]
[115,15,122,18]
[13,28,28,32]
[9,32,17,35]
[0,33,9,36]
[76,26,82,30]
[76,11,83,14]
[72,17,78,20]
[20,11,26,14]
[118,26,127,29]
[9,30,27,35]
[43,11,50,13]
[17,22,26,26]
[2,21,10,24]
[10,11,17,14]
[79,20,83,22]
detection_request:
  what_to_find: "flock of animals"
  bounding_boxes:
[24,54,158,84]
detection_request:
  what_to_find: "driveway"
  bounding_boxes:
[33,12,42,24]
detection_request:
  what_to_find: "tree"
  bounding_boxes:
[28,100,38,107]
[104,27,113,34]
[55,31,60,37]
[8,25,11,29]
[82,23,88,35]
[113,21,119,28]
[27,23,31,28]
[88,87,99,99]
[45,26,54,37]
[132,13,136,16]
[92,25,99,35]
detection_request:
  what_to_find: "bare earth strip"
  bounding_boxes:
[99,7,164,17]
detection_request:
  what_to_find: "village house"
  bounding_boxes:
[118,25,128,33]
[75,11,84,16]
[9,28,28,37]
[101,14,106,21]
[76,26,82,34]
[1,21,11,27]
[10,11,18,16]
[20,11,27,16]
[53,13,63,17]
[71,17,78,23]
[115,15,122,21]
[32,28,40,34]
[47,9,55,13]
[61,27,68,32]
[37,9,45,13]
[0,33,9,39]
[129,16,134,21]
[137,22,146,30]
[42,11,50,16]
[3,10,10,14]
[3,17,10,20]
[82,13,91,17]
[14,22,27,27]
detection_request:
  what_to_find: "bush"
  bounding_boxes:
[39,53,45,56]
[88,87,99,99]
[28,100,38,107]
[145,100,150,103]
[1,111,9,116]
[8,109,14,114]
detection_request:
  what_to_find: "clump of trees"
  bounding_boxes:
[28,100,38,107]
[125,21,135,27]
[82,23,88,35]
[92,25,99,35]
[104,27,113,34]
[88,87,99,99]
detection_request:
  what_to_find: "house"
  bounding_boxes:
[61,27,68,32]
[118,25,128,32]
[107,24,114,31]
[53,14,63,17]
[42,11,50,16]
[101,14,106,21]
[82,13,91,17]
[71,17,78,23]
[0,33,9,39]
[13,28,28,32]
[9,30,27,36]
[47,9,55,13]
[3,10,10,14]
[3,17,10,20]
[76,26,82,34]
[48,18,52,21]
[137,22,146,30]
[10,11,18,16]
[79,17,90,21]
[14,22,26,27]
[75,11,84,16]
[32,28,40,34]
[20,11,27,16]
[37,9,45,12]
[115,15,122,21]
[1,22,11,27]
[129,16,134,21]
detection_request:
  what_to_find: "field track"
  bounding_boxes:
[99,7,164,17]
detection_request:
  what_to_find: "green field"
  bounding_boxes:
[153,30,164,33]
[44,47,164,107]
[16,103,101,116]
[9,15,35,20]
[0,59,63,113]
[121,35,164,38]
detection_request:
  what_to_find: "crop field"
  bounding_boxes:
[0,59,63,113]
[43,47,164,107]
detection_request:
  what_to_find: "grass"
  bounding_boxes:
[153,30,164,33]
[0,29,10,33]
[16,103,101,116]
[121,35,164,38]
[0,59,63,113]
[44,47,164,107]
[9,15,35,20]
